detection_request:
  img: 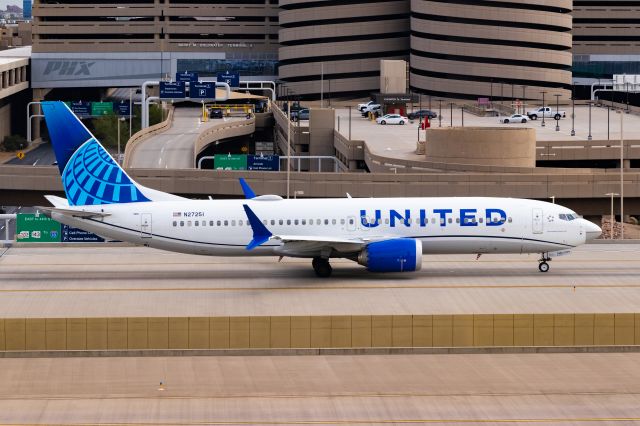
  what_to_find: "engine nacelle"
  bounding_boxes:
[357,238,423,272]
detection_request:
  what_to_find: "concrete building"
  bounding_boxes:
[30,0,279,89]
[278,0,410,100]
[409,0,573,101]
[573,0,640,78]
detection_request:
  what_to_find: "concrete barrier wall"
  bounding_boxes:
[193,116,256,161]
[1,314,639,351]
[123,107,175,168]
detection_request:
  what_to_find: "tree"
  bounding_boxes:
[1,134,27,152]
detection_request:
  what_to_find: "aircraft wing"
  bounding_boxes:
[272,235,366,256]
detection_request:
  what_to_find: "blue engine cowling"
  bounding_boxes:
[357,238,423,272]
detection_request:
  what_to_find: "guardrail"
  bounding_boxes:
[0,214,15,246]
[123,106,174,168]
[193,116,256,164]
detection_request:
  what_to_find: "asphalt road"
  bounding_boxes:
[128,107,245,169]
[1,243,639,317]
[5,142,56,166]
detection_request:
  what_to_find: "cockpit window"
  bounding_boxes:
[559,213,578,221]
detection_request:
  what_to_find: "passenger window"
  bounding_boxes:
[239,220,243,226]
[231,220,236,226]
[224,220,228,226]
[173,221,177,227]
[188,221,192,227]
[180,221,184,226]
[279,219,284,225]
[217,220,221,226]
[201,221,206,227]
[341,219,345,225]
[508,217,513,223]
[431,218,435,224]
[448,218,452,224]
[479,217,483,223]
[456,218,460,224]
[349,218,354,225]
[287,219,291,225]
[385,218,389,225]
[332,219,336,225]
[294,219,299,225]
[195,221,199,226]
[209,221,213,226]
[271,220,275,225]
[302,219,306,225]
[324,219,329,225]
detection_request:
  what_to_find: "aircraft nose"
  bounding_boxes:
[583,219,602,241]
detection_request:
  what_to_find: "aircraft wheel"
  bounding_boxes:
[538,261,550,273]
[313,257,332,278]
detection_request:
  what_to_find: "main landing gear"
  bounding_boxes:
[312,257,332,278]
[538,254,551,273]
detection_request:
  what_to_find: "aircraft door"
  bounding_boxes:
[532,208,543,234]
[140,213,152,238]
[346,216,357,232]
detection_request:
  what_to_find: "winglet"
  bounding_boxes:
[239,178,256,199]
[243,204,272,250]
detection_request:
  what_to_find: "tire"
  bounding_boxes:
[554,114,561,120]
[530,114,537,121]
[538,262,550,273]
[313,258,332,278]
[399,121,405,125]
[504,119,509,123]
[521,119,527,123]
[381,120,386,125]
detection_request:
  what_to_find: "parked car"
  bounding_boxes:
[357,100,375,112]
[407,109,438,120]
[209,108,223,119]
[526,106,566,121]
[501,114,529,124]
[376,114,408,125]
[292,108,309,121]
[361,104,381,117]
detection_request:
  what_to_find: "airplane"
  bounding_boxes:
[38,101,601,277]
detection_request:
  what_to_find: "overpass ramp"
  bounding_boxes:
[126,107,253,169]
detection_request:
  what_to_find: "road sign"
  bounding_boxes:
[190,82,215,99]
[91,102,113,116]
[16,213,61,243]
[176,71,199,83]
[214,154,247,170]
[16,151,24,160]
[115,100,131,116]
[70,101,91,117]
[61,224,105,242]
[217,71,240,88]
[248,154,279,171]
[160,81,186,99]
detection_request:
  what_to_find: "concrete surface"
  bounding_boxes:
[2,244,640,317]
[128,108,243,169]
[1,352,640,424]
[337,105,640,162]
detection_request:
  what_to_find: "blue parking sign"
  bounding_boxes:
[190,82,215,99]
[217,71,240,88]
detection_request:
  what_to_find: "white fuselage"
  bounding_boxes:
[50,197,591,258]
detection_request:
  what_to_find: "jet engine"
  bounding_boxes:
[357,238,423,272]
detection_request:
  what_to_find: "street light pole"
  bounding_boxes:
[461,105,464,127]
[438,99,442,127]
[607,106,610,140]
[554,94,561,132]
[620,108,624,239]
[571,94,575,136]
[605,192,619,239]
[541,91,547,127]
[587,101,593,140]
[287,98,291,199]
[450,102,453,127]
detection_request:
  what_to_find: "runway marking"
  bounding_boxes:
[0,283,640,293]
[2,417,640,425]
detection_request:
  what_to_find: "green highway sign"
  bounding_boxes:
[91,102,113,116]
[16,213,61,243]
[214,154,247,170]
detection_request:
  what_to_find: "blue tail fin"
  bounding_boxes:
[42,101,150,206]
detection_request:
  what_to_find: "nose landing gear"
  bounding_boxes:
[538,254,551,272]
[312,257,332,278]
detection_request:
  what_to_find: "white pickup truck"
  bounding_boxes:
[526,106,566,121]
[357,100,375,112]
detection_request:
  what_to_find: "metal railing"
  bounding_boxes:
[0,214,15,246]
